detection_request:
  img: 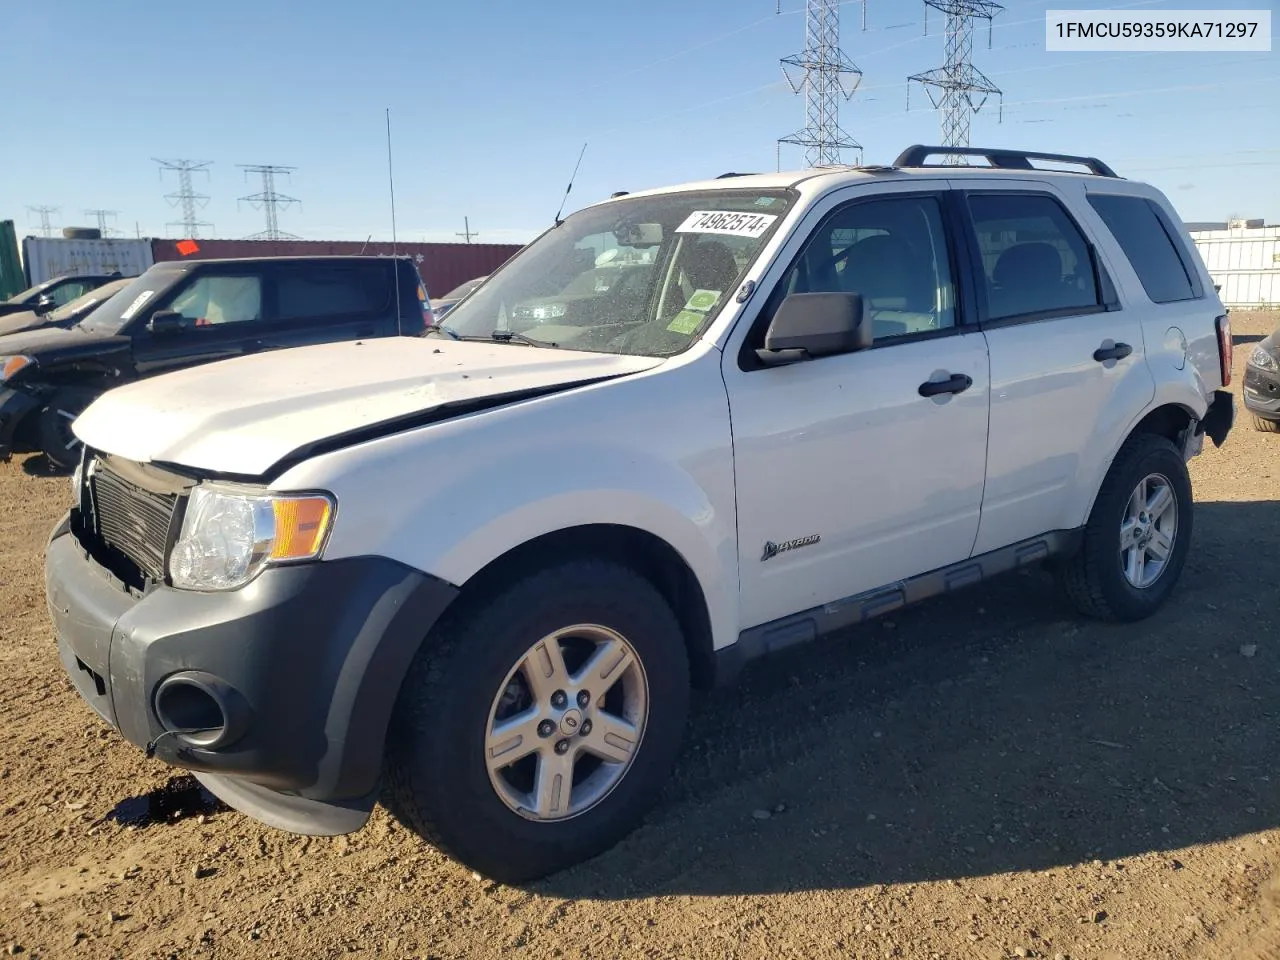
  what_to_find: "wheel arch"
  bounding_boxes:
[1075,398,1202,528]
[447,523,718,691]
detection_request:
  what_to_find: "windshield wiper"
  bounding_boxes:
[490,329,557,348]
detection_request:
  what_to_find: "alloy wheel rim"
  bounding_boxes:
[484,624,649,822]
[1120,472,1178,589]
[55,408,82,455]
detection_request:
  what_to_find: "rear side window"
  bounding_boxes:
[965,193,1101,322]
[1087,194,1199,303]
[274,264,392,321]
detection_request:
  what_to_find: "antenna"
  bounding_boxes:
[386,107,402,336]
[554,142,588,225]
[237,164,300,240]
[153,159,214,238]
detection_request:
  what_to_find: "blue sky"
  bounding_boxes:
[2,0,1277,244]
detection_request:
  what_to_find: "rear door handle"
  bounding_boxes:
[1093,341,1132,362]
[918,373,973,398]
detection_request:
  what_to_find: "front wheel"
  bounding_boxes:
[38,387,98,471]
[1056,433,1193,622]
[1252,414,1280,434]
[384,560,691,882]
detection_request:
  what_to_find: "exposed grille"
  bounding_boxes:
[89,461,178,582]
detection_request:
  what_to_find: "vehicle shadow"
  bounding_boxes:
[1235,333,1267,345]
[20,453,67,477]
[536,499,1280,900]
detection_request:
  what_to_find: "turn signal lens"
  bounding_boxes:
[271,496,333,560]
[0,355,35,381]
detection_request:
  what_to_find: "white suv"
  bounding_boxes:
[46,146,1235,882]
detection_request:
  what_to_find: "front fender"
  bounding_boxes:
[273,355,740,652]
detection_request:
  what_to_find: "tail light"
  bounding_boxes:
[1216,313,1232,387]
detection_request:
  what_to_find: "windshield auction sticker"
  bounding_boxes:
[119,290,155,320]
[676,210,778,239]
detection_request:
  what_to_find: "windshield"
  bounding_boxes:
[50,280,129,322]
[79,270,178,334]
[441,188,795,357]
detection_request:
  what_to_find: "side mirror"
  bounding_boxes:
[756,292,870,366]
[34,295,55,315]
[147,310,191,334]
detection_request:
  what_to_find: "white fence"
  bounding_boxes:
[1189,226,1280,308]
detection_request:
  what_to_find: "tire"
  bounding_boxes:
[1252,414,1280,434]
[1056,432,1193,622]
[37,387,98,472]
[384,559,691,882]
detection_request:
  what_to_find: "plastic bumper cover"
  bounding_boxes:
[44,515,459,835]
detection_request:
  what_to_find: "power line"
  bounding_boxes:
[84,209,120,237]
[26,205,58,238]
[779,0,866,167]
[237,164,300,241]
[154,159,214,239]
[908,1,1003,160]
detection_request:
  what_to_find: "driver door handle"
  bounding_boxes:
[1093,341,1133,362]
[918,373,973,398]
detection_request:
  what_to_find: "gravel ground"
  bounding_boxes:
[1,311,1278,960]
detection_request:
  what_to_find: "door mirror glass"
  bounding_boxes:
[148,309,191,334]
[757,292,870,366]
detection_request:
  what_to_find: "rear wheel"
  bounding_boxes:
[37,387,97,471]
[384,559,690,882]
[1252,414,1280,434]
[1056,433,1193,622]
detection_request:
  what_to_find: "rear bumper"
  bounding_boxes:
[0,387,40,459]
[45,514,459,835]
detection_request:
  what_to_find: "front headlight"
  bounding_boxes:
[169,484,335,591]
[1249,345,1277,372]
[0,355,35,382]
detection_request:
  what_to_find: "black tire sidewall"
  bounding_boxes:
[39,388,97,470]
[388,562,691,881]
[1088,437,1193,620]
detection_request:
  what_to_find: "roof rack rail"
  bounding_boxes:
[892,145,1119,179]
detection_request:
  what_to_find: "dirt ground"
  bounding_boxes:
[2,311,1279,960]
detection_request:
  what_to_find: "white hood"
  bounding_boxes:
[73,338,663,475]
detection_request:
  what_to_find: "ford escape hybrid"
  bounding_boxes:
[46,146,1234,882]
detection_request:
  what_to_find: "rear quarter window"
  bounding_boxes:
[1087,194,1200,303]
[274,263,392,321]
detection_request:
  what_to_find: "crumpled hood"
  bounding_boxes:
[73,337,663,475]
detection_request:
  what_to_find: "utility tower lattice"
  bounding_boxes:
[27,205,58,237]
[907,0,1003,161]
[238,165,300,241]
[154,159,214,238]
[84,209,120,237]
[778,0,866,168]
[456,217,479,243]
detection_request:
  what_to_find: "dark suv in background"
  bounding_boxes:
[0,255,433,469]
[0,273,125,318]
